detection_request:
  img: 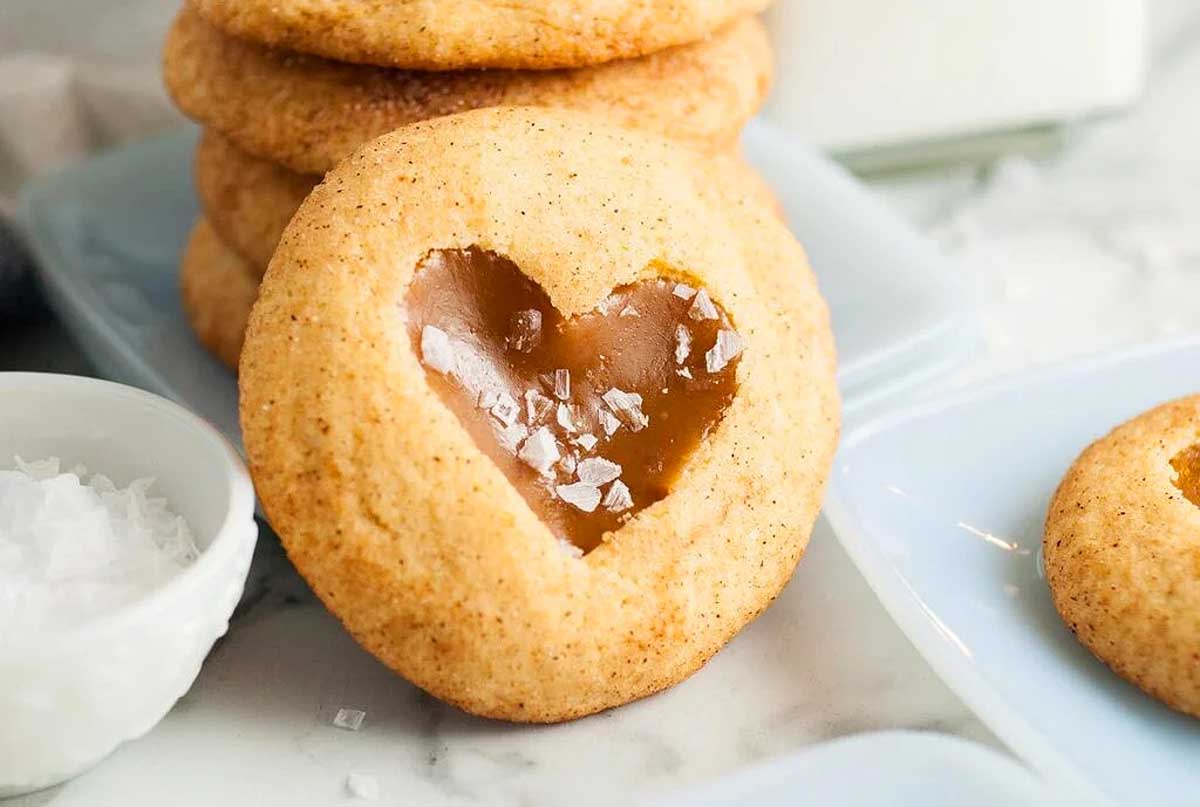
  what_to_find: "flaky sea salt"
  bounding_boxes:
[0,456,197,635]
[332,707,366,731]
[688,289,719,321]
[495,421,529,452]
[555,482,602,513]
[674,324,692,364]
[602,480,634,513]
[553,369,571,401]
[575,433,599,451]
[619,305,640,318]
[597,295,621,316]
[555,403,576,433]
[672,283,697,300]
[598,409,621,437]
[602,388,649,432]
[518,427,560,476]
[706,330,745,373]
[677,367,693,380]
[420,326,455,374]
[490,393,520,427]
[507,309,543,353]
[576,458,622,486]
[525,389,554,424]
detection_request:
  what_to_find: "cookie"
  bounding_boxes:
[239,107,839,722]
[195,130,317,273]
[190,0,771,71]
[179,218,260,371]
[195,131,783,273]
[164,6,772,175]
[1044,395,1200,719]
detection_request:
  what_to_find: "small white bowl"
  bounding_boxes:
[0,372,257,796]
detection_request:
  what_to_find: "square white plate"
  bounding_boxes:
[825,339,1200,806]
[16,122,975,447]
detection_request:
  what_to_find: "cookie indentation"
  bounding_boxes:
[406,247,743,552]
[1170,443,1200,507]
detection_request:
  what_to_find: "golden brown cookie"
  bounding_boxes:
[195,130,783,272]
[239,107,839,722]
[194,130,318,273]
[1044,395,1200,719]
[164,6,772,175]
[190,0,770,71]
[179,218,260,371]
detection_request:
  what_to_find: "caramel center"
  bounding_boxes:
[1170,443,1200,507]
[405,248,743,553]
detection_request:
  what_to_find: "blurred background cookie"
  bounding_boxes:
[194,130,782,277]
[179,218,259,371]
[193,131,316,273]
[1044,394,1200,719]
[165,7,772,174]
[190,0,771,70]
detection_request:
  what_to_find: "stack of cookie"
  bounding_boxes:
[161,0,775,371]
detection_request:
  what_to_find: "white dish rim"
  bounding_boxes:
[0,371,257,645]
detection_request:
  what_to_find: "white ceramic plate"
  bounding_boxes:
[16,122,974,448]
[825,339,1200,806]
[651,730,1064,807]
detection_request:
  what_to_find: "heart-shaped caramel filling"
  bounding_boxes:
[405,248,744,552]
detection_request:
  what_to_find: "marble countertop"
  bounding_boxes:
[6,4,1200,804]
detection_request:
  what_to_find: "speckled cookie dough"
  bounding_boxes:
[1044,394,1200,719]
[239,108,839,722]
[189,0,770,71]
[164,6,772,174]
[179,218,260,372]
[194,130,318,274]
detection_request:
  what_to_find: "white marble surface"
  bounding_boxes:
[6,2,1200,804]
[8,523,993,807]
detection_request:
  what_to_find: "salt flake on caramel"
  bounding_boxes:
[602,480,634,513]
[554,369,571,401]
[555,482,602,513]
[518,427,560,475]
[525,389,554,423]
[556,403,576,432]
[688,289,719,321]
[508,309,543,353]
[577,457,622,486]
[674,325,691,364]
[598,409,621,437]
[602,388,649,432]
[478,389,500,409]
[490,393,520,427]
[706,330,745,374]
[420,326,455,374]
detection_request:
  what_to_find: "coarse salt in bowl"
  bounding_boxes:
[0,373,257,796]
